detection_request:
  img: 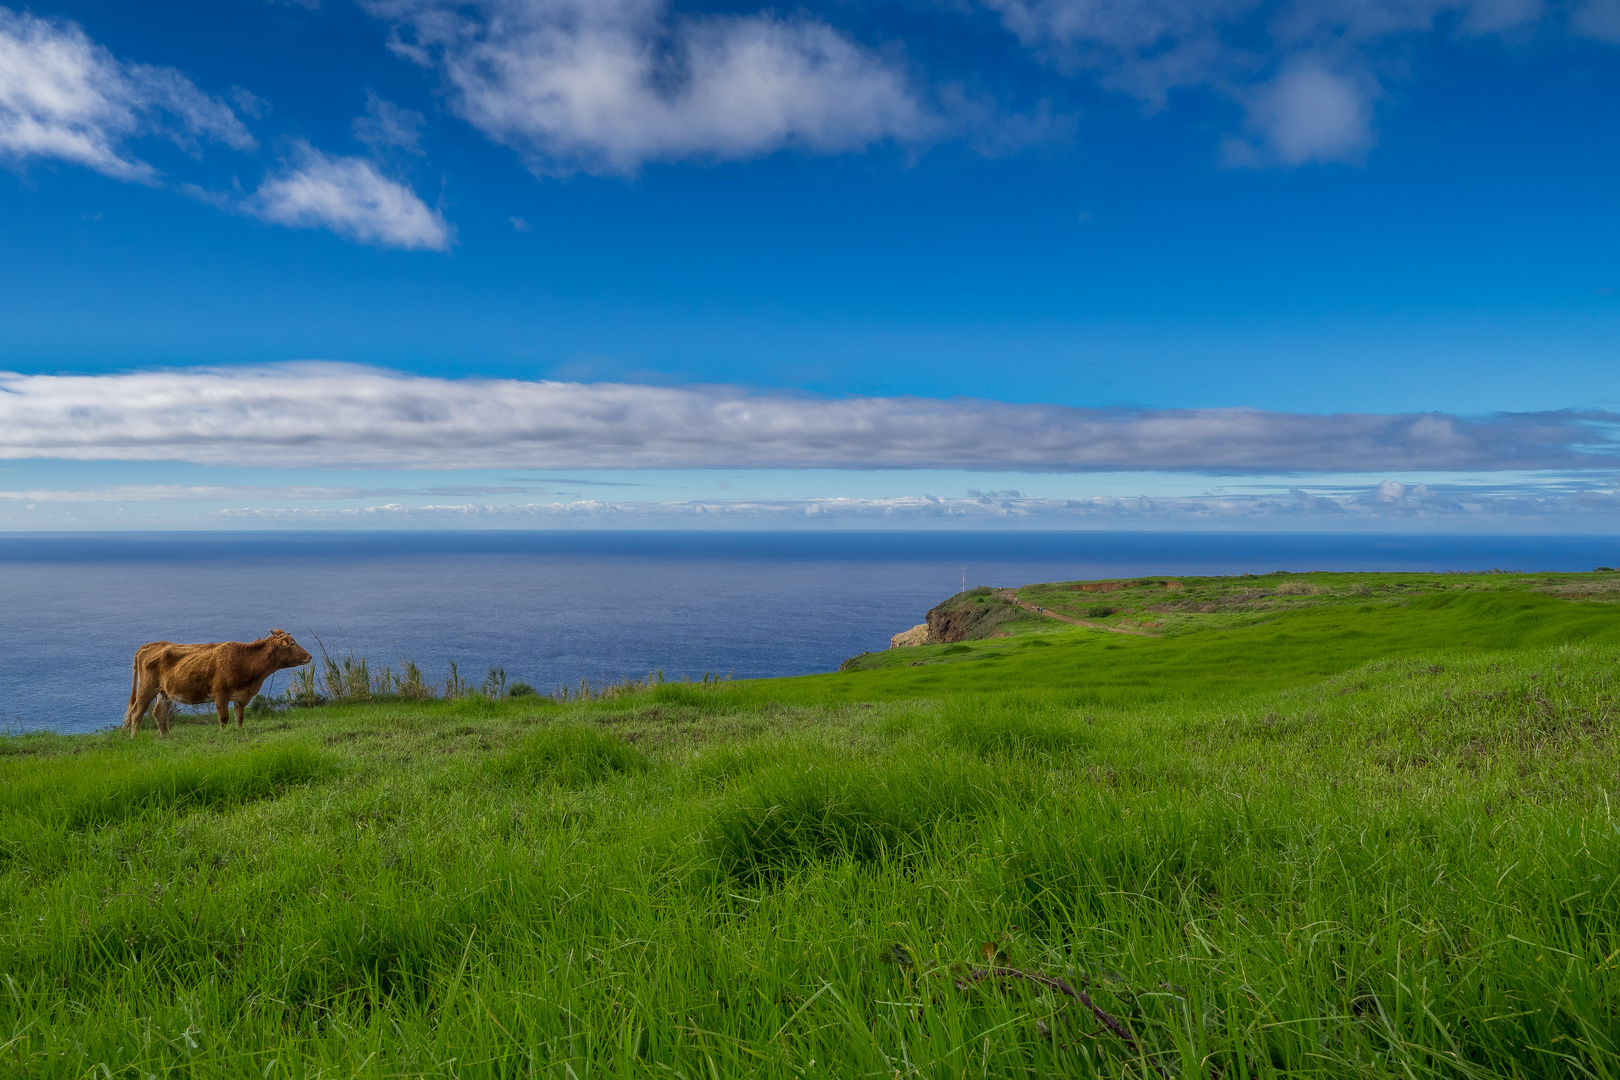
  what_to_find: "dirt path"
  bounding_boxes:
[1000,591,1159,637]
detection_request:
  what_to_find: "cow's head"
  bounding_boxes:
[267,628,314,668]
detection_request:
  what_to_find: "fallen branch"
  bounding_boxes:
[957,966,1138,1053]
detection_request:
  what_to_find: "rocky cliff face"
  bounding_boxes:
[852,589,1040,671]
[924,588,1039,643]
[925,604,980,643]
[889,624,929,648]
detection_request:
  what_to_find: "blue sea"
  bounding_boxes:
[3,530,1616,734]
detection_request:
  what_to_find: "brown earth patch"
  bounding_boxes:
[926,606,980,643]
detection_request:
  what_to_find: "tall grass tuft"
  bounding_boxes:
[486,725,646,788]
[397,659,432,700]
[482,666,507,699]
[445,659,468,698]
[322,653,372,703]
[552,668,733,704]
[0,743,330,830]
[287,663,321,706]
[702,748,1011,884]
[926,696,1088,757]
[276,647,737,708]
[278,652,525,707]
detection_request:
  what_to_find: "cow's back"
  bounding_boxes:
[136,641,209,678]
[157,642,236,699]
[134,641,229,702]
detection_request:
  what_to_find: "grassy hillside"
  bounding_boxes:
[3,571,1619,1078]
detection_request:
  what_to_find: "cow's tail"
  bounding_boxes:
[128,657,140,708]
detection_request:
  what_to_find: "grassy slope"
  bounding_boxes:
[809,586,1620,705]
[3,572,1619,1078]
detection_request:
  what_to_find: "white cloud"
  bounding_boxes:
[1571,0,1620,40]
[0,483,535,502]
[352,91,426,154]
[245,145,451,250]
[1230,62,1374,166]
[0,7,253,181]
[0,484,324,502]
[979,0,1547,165]
[207,481,1620,523]
[365,0,934,175]
[0,363,1615,472]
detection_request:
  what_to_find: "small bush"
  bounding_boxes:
[1087,604,1115,617]
[507,681,536,698]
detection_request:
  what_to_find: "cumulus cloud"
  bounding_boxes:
[979,0,1548,165]
[0,8,447,250]
[1,363,1617,473]
[0,6,254,181]
[364,0,933,175]
[245,145,451,250]
[1229,62,1374,166]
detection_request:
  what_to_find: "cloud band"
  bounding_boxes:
[207,482,1620,524]
[0,363,1615,473]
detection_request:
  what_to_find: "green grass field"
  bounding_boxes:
[3,571,1619,1078]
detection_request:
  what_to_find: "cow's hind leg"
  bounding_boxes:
[126,682,160,737]
[234,700,246,728]
[216,695,231,729]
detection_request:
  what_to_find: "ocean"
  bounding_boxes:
[3,530,1616,734]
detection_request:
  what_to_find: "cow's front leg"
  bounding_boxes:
[216,695,231,728]
[234,699,246,728]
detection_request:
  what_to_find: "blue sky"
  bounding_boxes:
[1,0,1619,529]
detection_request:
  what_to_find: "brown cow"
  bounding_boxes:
[125,629,313,736]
